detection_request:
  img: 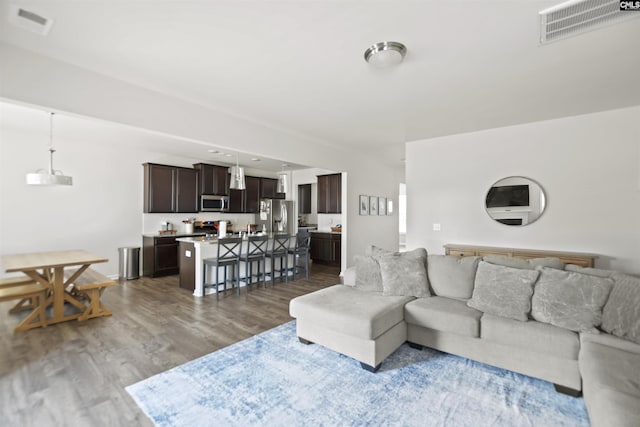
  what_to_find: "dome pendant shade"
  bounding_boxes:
[364,41,407,67]
[26,113,73,186]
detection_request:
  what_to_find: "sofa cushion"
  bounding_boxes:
[342,266,356,286]
[427,255,480,300]
[531,267,614,333]
[481,313,580,360]
[379,253,430,298]
[354,255,383,292]
[404,297,483,337]
[601,273,640,345]
[467,261,539,321]
[580,332,640,355]
[580,339,640,427]
[565,264,615,278]
[289,285,414,340]
[483,255,564,270]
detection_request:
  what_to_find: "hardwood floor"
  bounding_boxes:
[0,264,340,427]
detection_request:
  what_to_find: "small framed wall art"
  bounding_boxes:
[378,197,387,215]
[369,196,378,216]
[359,195,369,215]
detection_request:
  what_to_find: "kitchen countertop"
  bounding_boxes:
[310,230,342,235]
[176,233,274,244]
[143,232,206,238]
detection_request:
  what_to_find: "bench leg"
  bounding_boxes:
[9,297,35,313]
[78,288,112,321]
[360,362,381,373]
[14,293,47,332]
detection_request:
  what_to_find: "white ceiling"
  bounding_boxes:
[1,0,639,168]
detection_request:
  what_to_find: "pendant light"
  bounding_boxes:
[26,112,73,186]
[277,164,288,194]
[229,153,246,190]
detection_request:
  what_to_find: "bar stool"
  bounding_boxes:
[266,233,290,285]
[288,229,311,280]
[203,236,243,299]
[241,234,269,291]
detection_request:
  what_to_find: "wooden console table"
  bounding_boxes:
[443,244,597,267]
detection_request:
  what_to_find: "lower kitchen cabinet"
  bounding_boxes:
[310,232,341,266]
[178,241,196,291]
[143,236,179,277]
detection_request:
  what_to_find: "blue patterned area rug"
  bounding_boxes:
[126,321,589,427]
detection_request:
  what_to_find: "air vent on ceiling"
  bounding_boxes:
[8,5,54,35]
[539,0,639,44]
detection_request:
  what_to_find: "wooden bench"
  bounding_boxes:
[0,275,41,313]
[64,268,117,321]
[0,282,48,332]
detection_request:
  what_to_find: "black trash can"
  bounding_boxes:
[118,247,140,280]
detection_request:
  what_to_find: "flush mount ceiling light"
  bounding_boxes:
[277,164,289,194]
[229,153,246,190]
[26,112,73,186]
[364,41,407,67]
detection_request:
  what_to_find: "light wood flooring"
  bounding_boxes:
[0,264,340,427]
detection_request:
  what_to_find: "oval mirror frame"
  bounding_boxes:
[485,176,546,226]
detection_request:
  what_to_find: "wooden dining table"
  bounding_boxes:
[2,249,108,325]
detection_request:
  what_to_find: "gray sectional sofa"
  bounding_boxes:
[289,247,640,426]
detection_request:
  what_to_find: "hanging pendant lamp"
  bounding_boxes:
[229,153,246,190]
[277,164,289,194]
[26,112,73,186]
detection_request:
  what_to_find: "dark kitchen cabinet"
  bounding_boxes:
[228,188,245,213]
[194,163,229,196]
[178,241,196,291]
[310,232,341,266]
[143,236,179,277]
[245,176,261,213]
[261,177,285,199]
[175,168,199,213]
[317,173,342,214]
[143,163,198,213]
[298,184,312,214]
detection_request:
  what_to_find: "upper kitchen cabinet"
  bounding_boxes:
[245,176,261,213]
[193,163,229,195]
[143,163,199,213]
[260,177,285,199]
[298,184,312,214]
[317,173,342,214]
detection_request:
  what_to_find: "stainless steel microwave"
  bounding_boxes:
[200,195,229,212]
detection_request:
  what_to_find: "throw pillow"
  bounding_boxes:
[427,255,481,300]
[601,273,640,345]
[531,268,614,333]
[378,253,430,298]
[483,255,564,270]
[354,255,383,292]
[565,264,615,278]
[467,261,540,321]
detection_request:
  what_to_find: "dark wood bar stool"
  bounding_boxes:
[241,235,269,291]
[203,237,243,299]
[288,229,311,280]
[266,233,290,285]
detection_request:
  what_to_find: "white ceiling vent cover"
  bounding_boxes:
[8,5,54,35]
[539,0,639,44]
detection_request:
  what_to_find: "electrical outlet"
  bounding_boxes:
[433,223,441,231]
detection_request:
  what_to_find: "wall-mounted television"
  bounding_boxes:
[486,185,530,208]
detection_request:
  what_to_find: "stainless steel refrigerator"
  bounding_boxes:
[257,199,295,234]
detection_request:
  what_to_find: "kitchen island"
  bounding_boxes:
[177,234,293,297]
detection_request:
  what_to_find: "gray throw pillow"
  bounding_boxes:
[565,264,615,278]
[601,273,640,344]
[468,261,539,321]
[378,253,430,298]
[427,255,481,300]
[483,255,564,270]
[531,268,614,333]
[354,255,383,292]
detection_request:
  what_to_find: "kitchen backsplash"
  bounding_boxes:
[142,213,258,234]
[317,214,342,232]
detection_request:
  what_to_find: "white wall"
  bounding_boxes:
[0,44,402,275]
[406,106,640,274]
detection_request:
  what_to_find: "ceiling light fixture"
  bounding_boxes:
[277,164,289,194]
[26,112,73,186]
[364,41,407,67]
[229,153,246,190]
